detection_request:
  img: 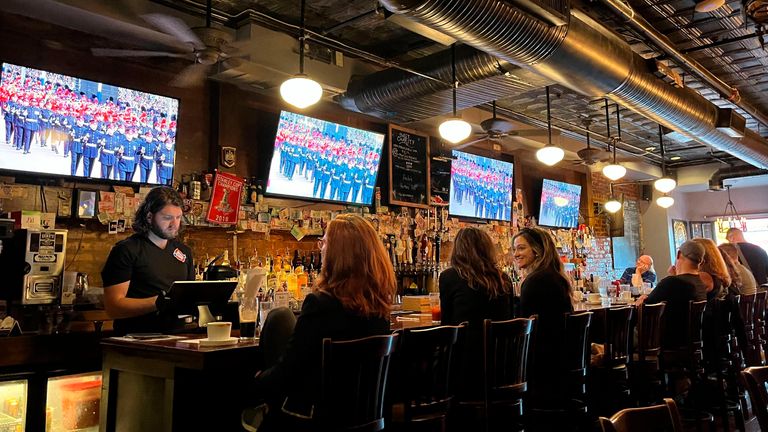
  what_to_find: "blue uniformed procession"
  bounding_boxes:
[449,151,515,221]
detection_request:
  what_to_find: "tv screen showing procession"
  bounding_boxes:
[266,111,385,205]
[0,63,179,185]
[449,150,514,221]
[538,179,582,228]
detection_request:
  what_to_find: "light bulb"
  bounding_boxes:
[553,197,569,207]
[280,75,323,109]
[654,177,677,193]
[439,118,472,144]
[694,0,725,12]
[604,199,622,213]
[656,195,674,208]
[536,145,564,166]
[602,163,627,181]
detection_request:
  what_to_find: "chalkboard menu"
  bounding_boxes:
[388,125,430,208]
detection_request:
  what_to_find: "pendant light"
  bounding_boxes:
[656,194,675,208]
[439,44,472,144]
[280,0,322,109]
[536,86,564,166]
[604,183,622,213]
[654,124,677,193]
[602,102,627,181]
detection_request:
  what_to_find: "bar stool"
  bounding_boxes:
[455,317,535,432]
[741,366,768,431]
[598,398,684,432]
[752,291,766,366]
[737,293,760,366]
[631,302,666,405]
[317,334,399,432]
[706,298,746,432]
[389,324,464,432]
[590,306,634,416]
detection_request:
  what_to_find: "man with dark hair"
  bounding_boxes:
[726,228,768,286]
[101,186,194,335]
[637,240,707,348]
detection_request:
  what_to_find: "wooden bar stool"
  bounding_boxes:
[590,306,634,416]
[752,291,766,366]
[737,293,760,366]
[631,302,666,406]
[389,324,464,432]
[598,398,684,432]
[741,366,768,431]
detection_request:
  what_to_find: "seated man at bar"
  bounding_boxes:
[636,240,707,348]
[619,254,656,287]
[726,227,768,286]
[101,186,195,335]
[251,214,395,430]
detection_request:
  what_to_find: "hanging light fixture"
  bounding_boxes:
[280,0,322,109]
[716,185,747,233]
[536,86,564,166]
[439,44,472,144]
[656,194,675,208]
[654,124,677,193]
[602,102,626,181]
[604,183,622,213]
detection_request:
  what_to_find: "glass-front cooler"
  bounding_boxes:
[46,372,102,432]
[0,379,26,432]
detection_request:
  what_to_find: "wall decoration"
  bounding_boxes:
[672,219,689,252]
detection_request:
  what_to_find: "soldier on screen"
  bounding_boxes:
[329,156,342,201]
[83,119,102,178]
[339,160,352,203]
[350,161,364,204]
[23,108,41,154]
[2,102,14,145]
[117,128,139,182]
[156,137,175,186]
[138,130,155,183]
[13,106,26,151]
[59,116,72,158]
[70,117,87,176]
[100,123,118,180]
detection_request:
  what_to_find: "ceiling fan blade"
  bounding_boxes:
[170,63,211,88]
[506,129,559,137]
[453,137,488,151]
[91,48,192,58]
[142,13,205,50]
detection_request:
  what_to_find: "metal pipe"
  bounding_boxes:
[598,0,768,128]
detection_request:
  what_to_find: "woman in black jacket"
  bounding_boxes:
[439,226,513,399]
[512,227,573,406]
[253,214,396,429]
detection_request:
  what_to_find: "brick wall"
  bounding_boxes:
[584,172,642,280]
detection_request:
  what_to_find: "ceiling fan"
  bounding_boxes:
[452,100,555,151]
[90,0,246,87]
[568,119,610,166]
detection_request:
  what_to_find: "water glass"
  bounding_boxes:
[258,301,274,333]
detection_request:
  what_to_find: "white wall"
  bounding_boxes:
[682,185,768,221]
[640,189,688,279]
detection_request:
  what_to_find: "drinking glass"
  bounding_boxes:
[428,292,441,324]
[258,301,274,333]
[239,297,258,340]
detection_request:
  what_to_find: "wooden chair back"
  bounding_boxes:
[483,317,534,401]
[742,366,768,432]
[564,311,592,396]
[319,334,399,432]
[598,398,683,432]
[636,302,666,362]
[603,306,634,367]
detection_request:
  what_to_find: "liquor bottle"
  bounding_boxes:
[296,265,308,300]
[285,264,298,299]
[292,250,301,269]
[308,251,316,271]
[240,177,249,204]
[248,176,259,204]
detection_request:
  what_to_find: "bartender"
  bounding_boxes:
[102,186,194,335]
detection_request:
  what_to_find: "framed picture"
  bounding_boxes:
[689,221,702,238]
[76,190,98,219]
[672,219,689,252]
[701,221,715,240]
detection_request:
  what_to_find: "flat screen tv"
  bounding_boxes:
[265,110,385,205]
[449,150,514,221]
[538,179,582,228]
[0,63,179,185]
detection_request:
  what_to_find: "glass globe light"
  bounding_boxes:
[553,197,569,207]
[280,74,323,109]
[656,195,675,208]
[654,177,677,193]
[604,199,622,213]
[438,118,472,144]
[602,163,627,181]
[536,145,565,166]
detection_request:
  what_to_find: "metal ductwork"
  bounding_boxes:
[379,0,768,169]
[338,44,552,123]
[708,165,768,190]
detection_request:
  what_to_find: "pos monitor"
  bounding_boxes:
[169,280,238,315]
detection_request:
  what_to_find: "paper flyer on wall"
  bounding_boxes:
[205,171,244,225]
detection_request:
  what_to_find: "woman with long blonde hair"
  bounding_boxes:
[253,214,395,427]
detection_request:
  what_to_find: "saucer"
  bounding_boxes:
[180,337,239,347]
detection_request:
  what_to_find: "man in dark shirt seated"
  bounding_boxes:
[619,255,657,287]
[637,241,707,348]
[727,228,768,286]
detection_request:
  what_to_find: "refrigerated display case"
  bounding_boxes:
[46,373,101,432]
[0,379,26,432]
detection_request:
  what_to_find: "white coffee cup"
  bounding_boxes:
[207,321,232,341]
[620,290,632,300]
[588,293,601,303]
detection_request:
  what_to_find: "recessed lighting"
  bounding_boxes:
[645,146,655,151]
[670,155,681,161]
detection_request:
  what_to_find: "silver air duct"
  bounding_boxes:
[708,165,768,190]
[379,0,768,169]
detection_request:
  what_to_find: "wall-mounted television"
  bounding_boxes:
[538,178,582,228]
[265,110,385,205]
[0,63,179,185]
[449,150,514,221]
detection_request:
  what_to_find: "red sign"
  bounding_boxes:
[205,171,243,225]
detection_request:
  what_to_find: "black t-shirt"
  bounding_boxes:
[646,273,707,348]
[737,242,768,286]
[101,233,195,335]
[439,267,513,326]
